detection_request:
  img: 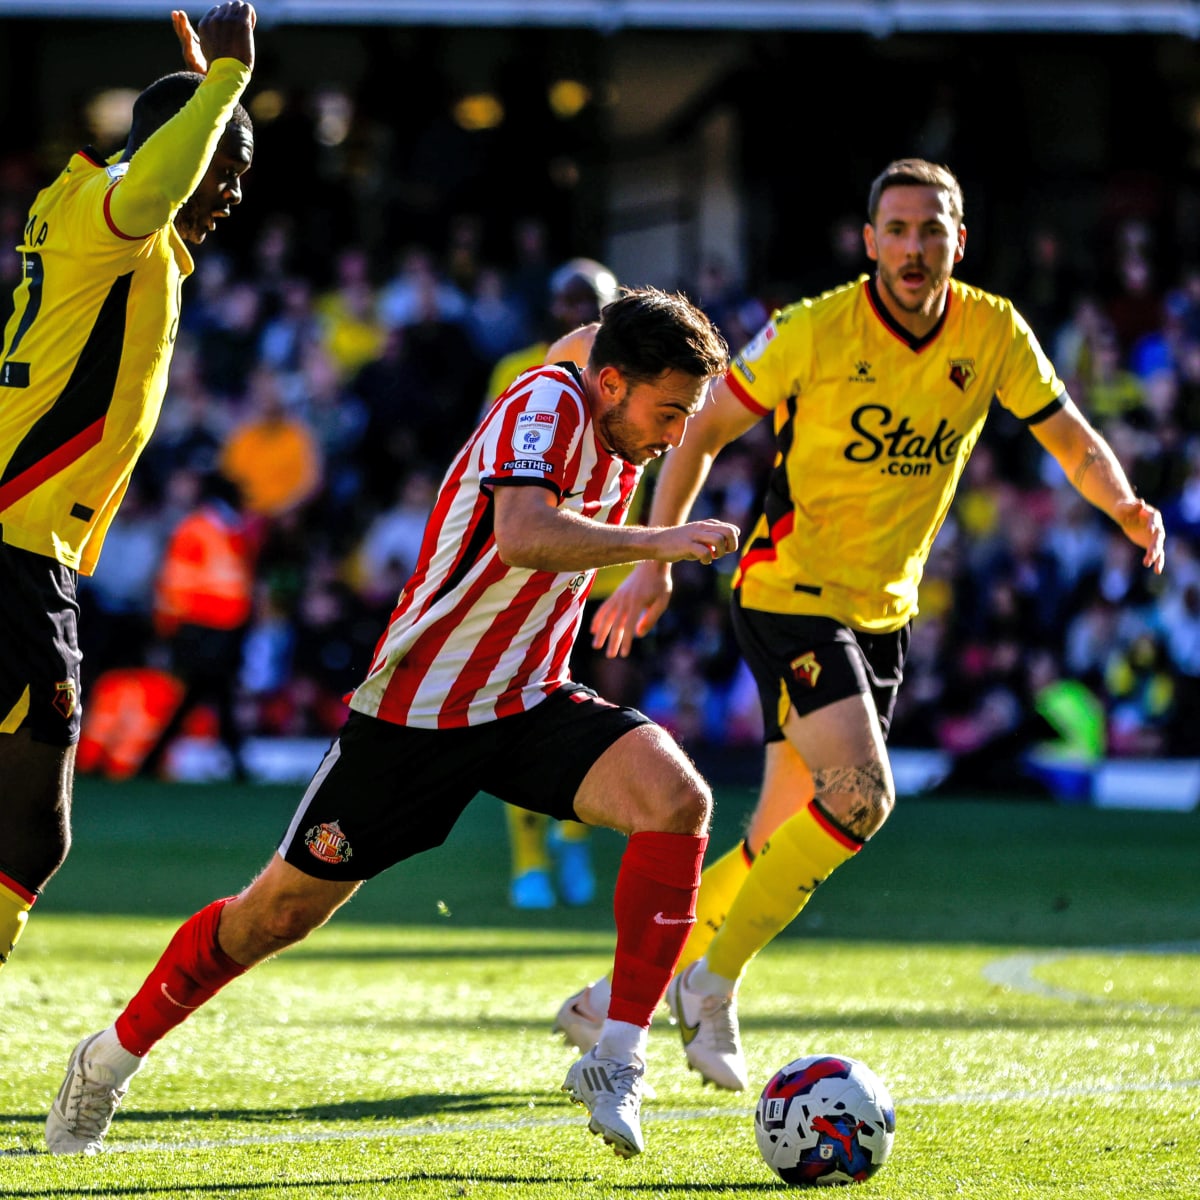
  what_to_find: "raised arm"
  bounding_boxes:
[492,484,739,575]
[1030,396,1166,573]
[108,3,254,237]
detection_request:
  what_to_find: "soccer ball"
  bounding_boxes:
[754,1054,895,1186]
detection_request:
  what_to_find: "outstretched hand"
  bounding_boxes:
[591,562,672,660]
[174,3,256,74]
[1116,497,1166,574]
[590,519,740,659]
[172,9,206,72]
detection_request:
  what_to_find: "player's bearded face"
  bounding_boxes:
[596,370,705,465]
[868,185,963,320]
[597,398,666,465]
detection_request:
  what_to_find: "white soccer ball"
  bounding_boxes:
[754,1054,895,1186]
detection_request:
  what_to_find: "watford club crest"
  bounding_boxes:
[948,359,977,392]
[789,651,822,688]
[52,680,77,720]
[305,820,354,865]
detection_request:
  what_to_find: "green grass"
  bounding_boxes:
[2,778,1198,1197]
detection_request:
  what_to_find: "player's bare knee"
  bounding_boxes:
[812,762,894,840]
[634,771,711,835]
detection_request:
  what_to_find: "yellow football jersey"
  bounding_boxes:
[728,275,1065,631]
[0,62,248,575]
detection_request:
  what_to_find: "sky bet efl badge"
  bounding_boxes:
[513,410,558,456]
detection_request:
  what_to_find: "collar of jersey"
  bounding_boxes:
[865,275,950,353]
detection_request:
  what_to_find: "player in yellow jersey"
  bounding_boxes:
[489,258,622,911]
[554,159,1166,1089]
[0,3,256,977]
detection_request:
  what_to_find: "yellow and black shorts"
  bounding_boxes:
[0,539,82,746]
[731,592,909,744]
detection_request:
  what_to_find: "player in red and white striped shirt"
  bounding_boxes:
[351,355,642,728]
[48,288,737,1161]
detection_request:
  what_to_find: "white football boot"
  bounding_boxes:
[666,962,748,1091]
[561,1046,646,1157]
[552,983,605,1053]
[46,1034,130,1155]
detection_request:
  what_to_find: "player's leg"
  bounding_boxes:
[46,854,360,1155]
[46,850,362,1156]
[704,692,891,982]
[0,545,83,975]
[552,746,810,1053]
[0,732,74,972]
[668,694,889,1091]
[548,819,595,907]
[666,606,905,1089]
[494,685,708,1156]
[563,721,710,1156]
[677,739,815,975]
[505,806,556,909]
[46,710,475,1155]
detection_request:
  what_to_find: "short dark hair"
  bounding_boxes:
[867,158,963,225]
[589,287,728,385]
[127,71,252,155]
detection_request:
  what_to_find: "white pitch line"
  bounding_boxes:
[983,939,1200,1014]
[8,1076,1199,1158]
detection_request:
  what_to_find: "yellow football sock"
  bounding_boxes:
[0,875,35,972]
[674,839,754,975]
[705,801,862,984]
[506,806,551,877]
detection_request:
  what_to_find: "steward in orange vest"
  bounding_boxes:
[143,473,257,779]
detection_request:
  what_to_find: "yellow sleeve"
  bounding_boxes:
[727,304,811,415]
[995,300,1066,420]
[107,59,251,238]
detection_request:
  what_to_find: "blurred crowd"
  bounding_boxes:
[5,182,1200,782]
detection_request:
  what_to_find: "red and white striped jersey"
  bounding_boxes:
[350,364,642,728]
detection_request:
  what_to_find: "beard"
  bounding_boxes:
[597,403,662,465]
[174,196,211,244]
[878,259,951,316]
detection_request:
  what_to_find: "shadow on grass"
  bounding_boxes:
[152,1005,1185,1039]
[0,1178,781,1198]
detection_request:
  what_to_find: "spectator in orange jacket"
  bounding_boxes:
[219,365,322,519]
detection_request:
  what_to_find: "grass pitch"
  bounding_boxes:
[1,776,1198,1198]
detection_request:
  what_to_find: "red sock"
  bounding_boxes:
[609,830,708,1027]
[115,898,246,1056]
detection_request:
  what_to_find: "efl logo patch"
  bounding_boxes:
[739,320,777,364]
[305,820,353,864]
[948,358,976,392]
[52,680,77,720]
[513,410,558,456]
[789,651,822,688]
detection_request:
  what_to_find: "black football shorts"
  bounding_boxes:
[731,593,910,744]
[278,682,651,881]
[0,539,82,746]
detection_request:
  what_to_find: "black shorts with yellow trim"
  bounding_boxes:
[730,591,910,744]
[0,538,82,746]
[278,682,651,882]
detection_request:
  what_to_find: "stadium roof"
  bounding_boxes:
[6,0,1200,35]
